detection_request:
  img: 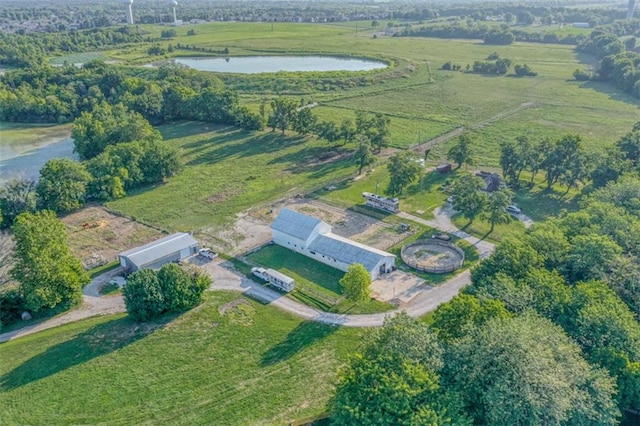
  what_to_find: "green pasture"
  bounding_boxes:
[36,22,638,240]
[90,22,638,161]
[106,121,358,232]
[318,166,463,220]
[247,244,394,314]
[0,291,364,425]
[452,213,526,244]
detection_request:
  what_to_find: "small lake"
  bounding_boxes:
[147,56,388,74]
[0,137,76,181]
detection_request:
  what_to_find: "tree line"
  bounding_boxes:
[0,61,263,129]
[396,21,585,46]
[0,26,147,68]
[499,125,640,192]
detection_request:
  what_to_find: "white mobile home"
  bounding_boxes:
[251,267,295,292]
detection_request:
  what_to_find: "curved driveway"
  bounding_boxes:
[0,207,494,342]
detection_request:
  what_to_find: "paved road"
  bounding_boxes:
[0,206,496,341]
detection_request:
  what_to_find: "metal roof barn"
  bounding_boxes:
[118,232,199,273]
[271,208,325,241]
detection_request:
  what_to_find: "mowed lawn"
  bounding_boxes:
[106,122,357,231]
[0,291,364,425]
[248,245,394,314]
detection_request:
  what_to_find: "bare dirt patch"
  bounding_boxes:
[62,206,163,268]
[197,198,411,256]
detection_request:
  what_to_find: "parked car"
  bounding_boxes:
[199,248,217,259]
[506,205,522,215]
[432,232,451,241]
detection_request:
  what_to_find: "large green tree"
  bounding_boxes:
[451,174,487,224]
[386,151,422,195]
[157,263,209,312]
[331,314,470,426]
[123,268,166,322]
[37,158,92,213]
[483,189,513,232]
[11,210,88,312]
[268,97,298,134]
[447,135,474,169]
[339,263,371,302]
[445,313,620,426]
[353,137,376,175]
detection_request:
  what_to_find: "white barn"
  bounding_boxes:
[271,209,395,280]
[118,232,199,273]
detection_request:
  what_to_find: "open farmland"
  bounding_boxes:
[85,22,638,233]
[0,291,364,425]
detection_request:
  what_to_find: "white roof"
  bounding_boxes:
[271,208,323,241]
[308,232,394,272]
[119,232,198,268]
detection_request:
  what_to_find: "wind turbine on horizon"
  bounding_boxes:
[123,0,134,25]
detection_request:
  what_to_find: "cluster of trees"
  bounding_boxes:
[123,263,210,322]
[1,210,88,328]
[0,61,262,130]
[396,21,585,46]
[174,43,229,55]
[0,103,181,227]
[472,57,512,74]
[450,175,514,231]
[331,165,640,424]
[0,26,146,68]
[444,54,535,77]
[265,97,391,154]
[332,309,624,425]
[500,125,640,191]
[576,28,640,98]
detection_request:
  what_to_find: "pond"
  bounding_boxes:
[0,124,76,181]
[146,56,388,74]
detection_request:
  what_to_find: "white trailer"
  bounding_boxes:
[251,267,295,292]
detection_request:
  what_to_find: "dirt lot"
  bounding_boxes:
[62,206,163,268]
[195,197,411,256]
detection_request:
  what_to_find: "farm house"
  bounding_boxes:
[118,232,199,273]
[271,209,395,280]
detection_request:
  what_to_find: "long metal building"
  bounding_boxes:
[118,232,199,273]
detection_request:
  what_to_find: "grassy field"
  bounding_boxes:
[247,245,394,314]
[0,291,364,425]
[106,121,358,231]
[40,22,626,235]
[317,166,464,220]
